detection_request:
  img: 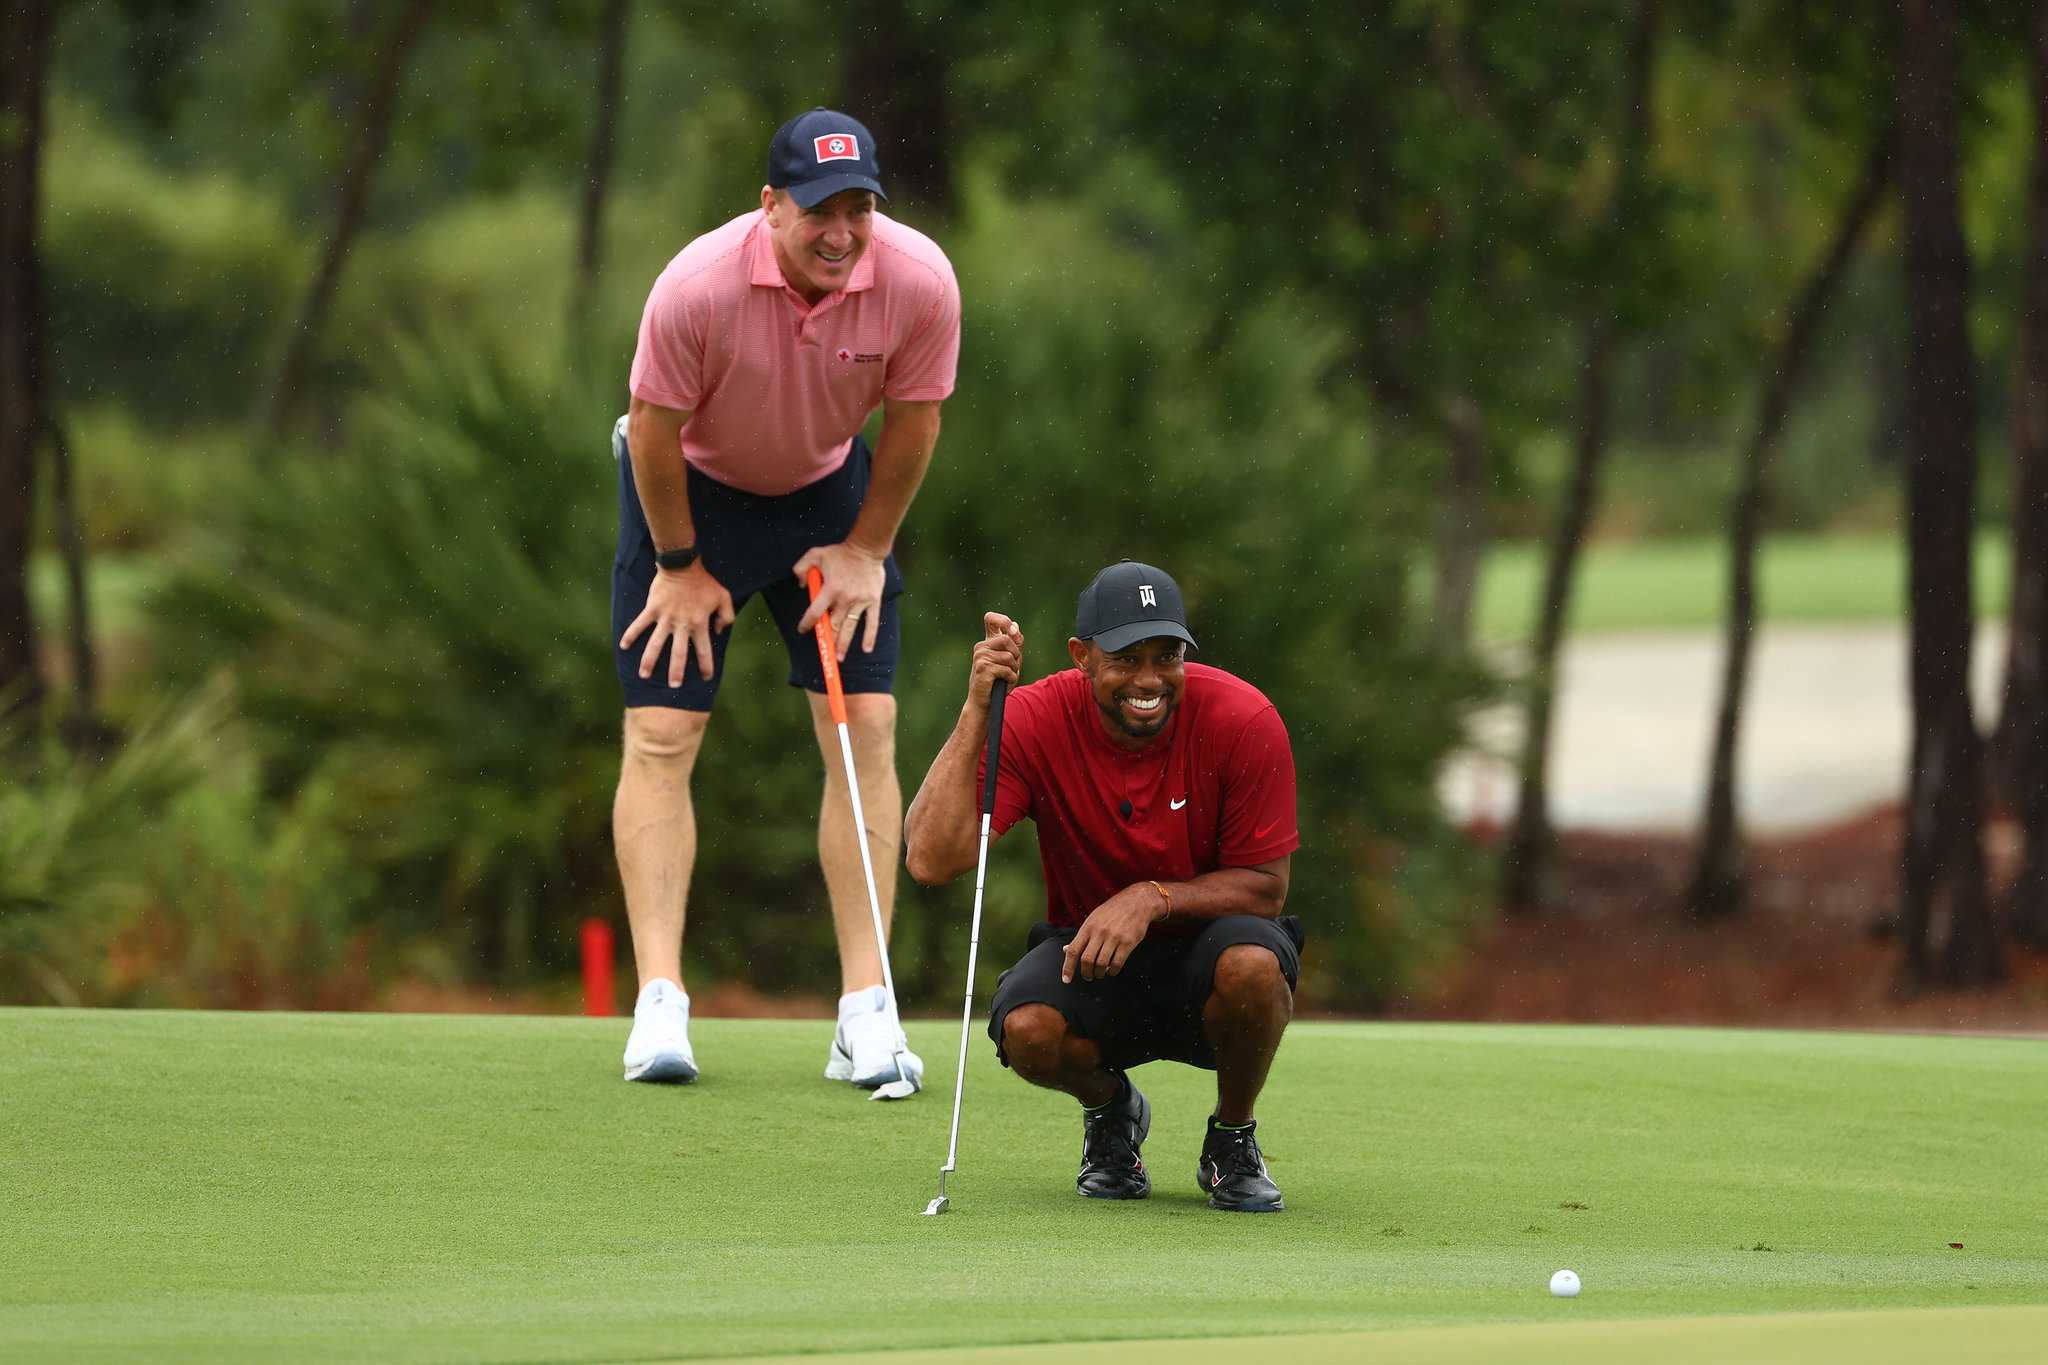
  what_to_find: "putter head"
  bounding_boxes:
[870,1078,919,1101]
[921,1195,949,1215]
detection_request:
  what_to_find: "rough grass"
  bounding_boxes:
[3,1012,2045,1364]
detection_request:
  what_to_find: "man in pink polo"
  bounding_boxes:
[611,108,960,1092]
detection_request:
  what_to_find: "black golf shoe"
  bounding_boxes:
[1077,1073,1151,1199]
[1198,1117,1284,1212]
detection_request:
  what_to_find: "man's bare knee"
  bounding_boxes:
[623,707,709,771]
[999,1003,1068,1077]
[842,691,897,730]
[838,692,898,758]
[1212,943,1289,1012]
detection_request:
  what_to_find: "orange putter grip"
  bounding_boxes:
[806,567,849,725]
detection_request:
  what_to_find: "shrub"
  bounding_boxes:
[0,679,371,1008]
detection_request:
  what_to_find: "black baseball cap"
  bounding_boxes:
[1075,560,1198,653]
[767,108,888,209]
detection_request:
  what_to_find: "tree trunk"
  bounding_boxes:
[47,419,107,750]
[1430,391,1489,657]
[568,0,627,332]
[0,0,60,715]
[1501,314,1613,911]
[1896,0,2003,990]
[257,0,436,438]
[2001,1,2048,951]
[1499,1,1657,911]
[840,0,950,216]
[1689,130,1894,918]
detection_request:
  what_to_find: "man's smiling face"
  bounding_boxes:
[763,186,875,304]
[1069,635,1188,751]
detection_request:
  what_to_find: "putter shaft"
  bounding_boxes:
[929,677,1007,1213]
[807,570,917,1092]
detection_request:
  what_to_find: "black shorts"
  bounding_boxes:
[611,418,904,712]
[987,915,1304,1072]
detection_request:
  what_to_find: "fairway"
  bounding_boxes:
[4,1012,2045,1364]
[1469,532,2010,641]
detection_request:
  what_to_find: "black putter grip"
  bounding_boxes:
[981,679,1009,817]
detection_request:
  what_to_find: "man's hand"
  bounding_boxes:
[794,541,888,659]
[620,561,736,687]
[972,612,1024,707]
[1062,882,1171,983]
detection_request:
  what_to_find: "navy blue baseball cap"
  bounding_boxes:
[767,108,888,209]
[1076,561,1198,653]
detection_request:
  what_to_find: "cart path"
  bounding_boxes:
[1440,623,2007,834]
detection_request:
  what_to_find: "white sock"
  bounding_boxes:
[837,985,888,1022]
[637,979,688,1013]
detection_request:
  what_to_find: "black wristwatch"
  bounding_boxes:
[654,544,699,572]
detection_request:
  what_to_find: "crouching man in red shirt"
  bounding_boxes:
[904,561,1302,1211]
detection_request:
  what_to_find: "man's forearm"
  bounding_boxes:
[627,400,696,549]
[904,700,989,883]
[1142,861,1290,925]
[845,401,940,557]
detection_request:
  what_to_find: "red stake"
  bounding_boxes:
[581,918,616,1017]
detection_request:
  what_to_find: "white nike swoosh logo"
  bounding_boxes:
[1171,798,1187,810]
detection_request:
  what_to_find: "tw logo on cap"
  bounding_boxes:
[1139,585,1157,608]
[814,133,860,163]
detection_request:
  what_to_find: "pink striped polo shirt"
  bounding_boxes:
[629,209,961,497]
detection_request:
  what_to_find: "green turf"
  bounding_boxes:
[712,1306,2048,1365]
[3,1012,2045,1364]
[1470,532,2010,641]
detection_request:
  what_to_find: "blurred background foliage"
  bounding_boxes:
[4,0,2036,1009]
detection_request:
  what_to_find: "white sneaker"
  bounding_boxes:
[824,985,923,1091]
[623,979,697,1083]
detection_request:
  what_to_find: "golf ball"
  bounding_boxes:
[1550,1269,1581,1298]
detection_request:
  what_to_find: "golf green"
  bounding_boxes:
[3,1011,2044,1364]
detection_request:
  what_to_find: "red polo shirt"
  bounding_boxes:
[982,663,1299,933]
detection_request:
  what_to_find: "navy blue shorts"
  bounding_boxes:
[611,419,903,712]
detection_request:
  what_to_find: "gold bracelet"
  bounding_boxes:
[1148,880,1171,919]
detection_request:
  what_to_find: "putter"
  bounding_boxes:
[923,674,1009,1215]
[806,569,919,1101]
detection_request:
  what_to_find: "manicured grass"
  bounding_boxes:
[1471,532,2010,641]
[3,1011,2045,1364]
[727,1306,2048,1365]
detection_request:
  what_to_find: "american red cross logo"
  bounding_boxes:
[836,348,853,361]
[814,133,859,163]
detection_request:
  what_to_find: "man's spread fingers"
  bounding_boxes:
[797,594,826,636]
[639,621,671,679]
[621,607,654,652]
[697,622,719,675]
